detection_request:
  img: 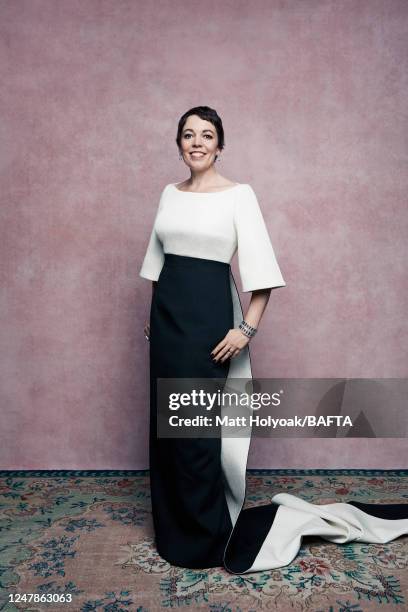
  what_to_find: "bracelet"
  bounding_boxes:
[238,319,257,338]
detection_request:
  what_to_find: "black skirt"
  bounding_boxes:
[148,253,408,574]
[149,253,235,568]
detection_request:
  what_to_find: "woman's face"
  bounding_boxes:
[179,114,221,169]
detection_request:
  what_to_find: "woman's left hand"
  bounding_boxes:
[211,328,250,363]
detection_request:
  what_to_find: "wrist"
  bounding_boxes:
[238,319,257,339]
[238,328,251,340]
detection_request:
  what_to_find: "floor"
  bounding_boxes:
[1,469,407,611]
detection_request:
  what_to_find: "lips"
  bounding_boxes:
[190,152,206,158]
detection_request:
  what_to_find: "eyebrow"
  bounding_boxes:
[183,128,214,134]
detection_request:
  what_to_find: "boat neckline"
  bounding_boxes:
[170,182,244,194]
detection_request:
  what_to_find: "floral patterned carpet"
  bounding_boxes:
[1,469,407,612]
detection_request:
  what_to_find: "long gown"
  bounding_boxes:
[139,182,408,574]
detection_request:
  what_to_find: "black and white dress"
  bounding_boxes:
[139,182,408,574]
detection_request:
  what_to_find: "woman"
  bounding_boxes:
[139,106,408,574]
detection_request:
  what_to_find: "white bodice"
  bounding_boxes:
[139,183,286,292]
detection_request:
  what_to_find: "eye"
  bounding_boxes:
[183,134,213,139]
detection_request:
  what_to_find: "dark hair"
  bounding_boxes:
[176,106,225,160]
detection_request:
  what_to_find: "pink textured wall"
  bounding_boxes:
[1,0,407,469]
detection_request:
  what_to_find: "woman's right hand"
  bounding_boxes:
[144,323,150,340]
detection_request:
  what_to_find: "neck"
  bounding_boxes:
[187,167,220,189]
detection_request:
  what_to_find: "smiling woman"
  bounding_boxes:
[140,106,408,574]
[176,107,226,179]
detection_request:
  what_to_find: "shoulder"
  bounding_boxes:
[235,183,256,195]
[158,183,174,202]
[150,184,173,216]
[234,183,259,207]
[233,185,266,227]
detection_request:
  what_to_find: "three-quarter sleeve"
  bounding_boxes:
[139,187,166,281]
[234,184,286,292]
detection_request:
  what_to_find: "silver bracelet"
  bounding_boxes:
[238,319,257,338]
